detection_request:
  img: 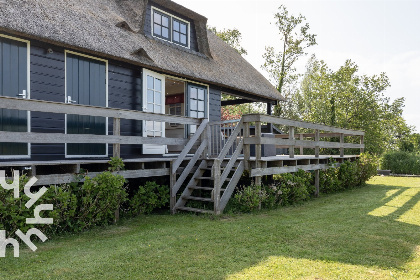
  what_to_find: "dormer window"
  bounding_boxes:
[152,7,190,48]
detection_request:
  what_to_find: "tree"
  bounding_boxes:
[262,5,317,106]
[293,56,412,155]
[208,27,247,56]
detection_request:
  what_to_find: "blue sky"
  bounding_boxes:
[174,0,420,132]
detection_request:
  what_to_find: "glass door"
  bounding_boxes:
[142,69,166,154]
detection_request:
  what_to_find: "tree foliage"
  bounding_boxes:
[208,26,247,56]
[288,56,412,155]
[262,5,317,100]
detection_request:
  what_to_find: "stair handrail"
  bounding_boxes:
[172,119,209,174]
[212,119,244,213]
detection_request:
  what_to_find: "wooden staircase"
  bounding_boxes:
[171,119,245,215]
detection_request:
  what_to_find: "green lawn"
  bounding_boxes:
[1,176,419,280]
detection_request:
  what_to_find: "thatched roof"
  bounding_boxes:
[0,0,284,102]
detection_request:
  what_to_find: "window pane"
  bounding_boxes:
[180,23,187,34]
[147,90,154,102]
[154,13,161,25]
[190,111,197,118]
[155,78,162,91]
[162,27,169,39]
[181,35,187,45]
[162,15,169,27]
[147,76,154,89]
[146,121,153,135]
[173,32,179,42]
[190,99,197,110]
[198,89,205,100]
[173,20,179,31]
[198,100,204,111]
[190,87,197,99]
[154,24,161,36]
[155,92,161,105]
[190,125,197,134]
[198,112,205,118]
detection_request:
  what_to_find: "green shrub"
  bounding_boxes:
[77,172,127,230]
[129,181,169,215]
[274,169,312,206]
[230,184,268,213]
[381,151,420,175]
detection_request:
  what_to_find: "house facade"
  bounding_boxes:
[0,0,283,161]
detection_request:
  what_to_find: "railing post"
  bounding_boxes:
[315,129,320,158]
[360,135,364,154]
[213,159,221,214]
[170,160,177,214]
[113,117,121,158]
[206,122,211,158]
[314,129,320,197]
[340,133,344,157]
[289,126,295,158]
[255,121,262,186]
[300,134,304,155]
[243,121,250,172]
[113,117,121,223]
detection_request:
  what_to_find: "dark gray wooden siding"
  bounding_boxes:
[144,1,199,52]
[30,42,66,161]
[209,86,221,122]
[29,41,144,160]
[108,64,143,159]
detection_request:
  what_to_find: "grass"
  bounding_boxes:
[0,176,419,279]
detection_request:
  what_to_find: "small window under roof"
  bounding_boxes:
[152,7,190,49]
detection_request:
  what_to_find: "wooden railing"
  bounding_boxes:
[241,114,365,194]
[0,96,202,158]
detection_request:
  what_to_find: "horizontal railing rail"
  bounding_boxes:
[0,96,201,125]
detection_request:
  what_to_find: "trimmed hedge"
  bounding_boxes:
[381,151,420,175]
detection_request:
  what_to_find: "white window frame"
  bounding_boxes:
[151,6,191,49]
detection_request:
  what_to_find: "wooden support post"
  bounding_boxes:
[243,122,250,171]
[113,117,121,158]
[289,126,295,158]
[255,121,262,186]
[315,129,320,158]
[300,134,304,155]
[170,160,177,214]
[360,135,364,154]
[340,133,344,157]
[213,159,221,214]
[315,169,320,197]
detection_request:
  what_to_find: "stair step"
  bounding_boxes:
[188,186,226,191]
[176,206,214,214]
[196,176,214,180]
[195,177,231,182]
[182,196,213,202]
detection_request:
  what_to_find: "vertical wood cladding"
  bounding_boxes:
[209,86,221,122]
[108,64,143,159]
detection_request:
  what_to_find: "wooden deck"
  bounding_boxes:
[0,96,365,214]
